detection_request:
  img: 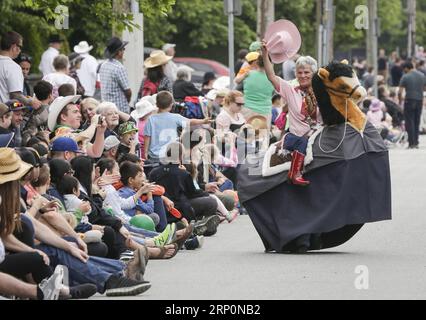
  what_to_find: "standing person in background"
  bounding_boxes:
[68,53,85,96]
[99,37,131,113]
[74,41,98,97]
[390,58,403,88]
[235,49,248,75]
[282,54,299,81]
[139,51,173,99]
[162,43,178,83]
[201,72,216,95]
[240,54,275,126]
[16,54,33,97]
[398,61,426,149]
[0,31,41,109]
[39,34,63,77]
[43,55,77,99]
[378,49,388,84]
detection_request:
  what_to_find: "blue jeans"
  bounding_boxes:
[283,133,308,155]
[36,242,125,293]
[219,179,234,192]
[153,195,168,232]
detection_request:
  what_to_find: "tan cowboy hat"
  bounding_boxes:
[144,50,173,69]
[0,148,33,184]
[48,95,81,132]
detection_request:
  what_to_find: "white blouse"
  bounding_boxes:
[0,238,5,264]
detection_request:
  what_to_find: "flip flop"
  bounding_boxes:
[169,207,182,219]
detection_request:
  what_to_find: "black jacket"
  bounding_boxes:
[149,164,208,203]
[173,80,203,101]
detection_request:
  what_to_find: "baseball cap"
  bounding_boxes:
[50,137,83,153]
[104,135,120,151]
[162,43,176,52]
[249,41,262,52]
[246,52,260,63]
[5,100,29,112]
[118,121,138,136]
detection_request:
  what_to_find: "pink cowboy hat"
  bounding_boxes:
[264,19,302,64]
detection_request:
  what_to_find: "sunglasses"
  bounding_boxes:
[235,102,245,107]
[66,169,75,175]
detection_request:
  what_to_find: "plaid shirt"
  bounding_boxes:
[99,59,130,113]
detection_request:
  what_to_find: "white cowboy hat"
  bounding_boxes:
[212,76,230,90]
[131,99,158,120]
[144,50,173,69]
[264,19,302,64]
[74,41,93,54]
[48,95,81,132]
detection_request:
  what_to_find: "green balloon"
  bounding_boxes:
[130,215,155,231]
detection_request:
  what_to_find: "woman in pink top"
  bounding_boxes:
[262,41,322,186]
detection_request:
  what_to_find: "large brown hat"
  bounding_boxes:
[144,50,173,69]
[247,115,268,134]
[0,148,32,184]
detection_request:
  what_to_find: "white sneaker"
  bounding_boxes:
[39,265,66,300]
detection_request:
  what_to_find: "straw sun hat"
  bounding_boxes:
[144,50,173,69]
[0,148,33,184]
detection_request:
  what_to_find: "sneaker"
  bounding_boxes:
[193,215,221,237]
[105,275,151,297]
[39,265,65,300]
[153,223,177,247]
[60,283,98,300]
[203,215,221,237]
[184,235,204,250]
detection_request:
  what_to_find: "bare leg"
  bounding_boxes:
[0,272,37,299]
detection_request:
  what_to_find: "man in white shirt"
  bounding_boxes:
[0,31,41,108]
[74,41,98,97]
[39,34,63,77]
[162,43,178,83]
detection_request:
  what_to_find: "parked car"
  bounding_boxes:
[174,57,229,88]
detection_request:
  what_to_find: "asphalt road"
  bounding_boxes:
[94,136,426,300]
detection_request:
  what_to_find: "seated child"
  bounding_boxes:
[117,121,140,161]
[118,161,160,226]
[58,175,92,225]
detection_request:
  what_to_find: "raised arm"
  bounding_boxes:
[261,40,280,90]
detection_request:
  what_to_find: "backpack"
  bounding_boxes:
[182,96,204,119]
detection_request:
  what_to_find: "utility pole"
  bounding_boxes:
[407,0,416,58]
[227,0,235,85]
[316,0,323,65]
[320,0,334,66]
[367,0,378,97]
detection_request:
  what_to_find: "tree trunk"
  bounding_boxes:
[257,0,275,40]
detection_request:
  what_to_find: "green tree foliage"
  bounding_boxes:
[0,0,175,71]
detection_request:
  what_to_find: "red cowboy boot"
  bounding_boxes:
[287,151,310,186]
